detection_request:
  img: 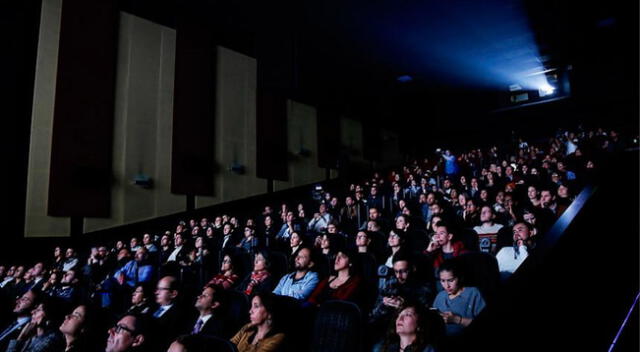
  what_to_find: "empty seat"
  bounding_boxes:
[311,300,363,352]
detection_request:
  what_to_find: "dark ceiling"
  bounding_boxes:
[120,0,637,128]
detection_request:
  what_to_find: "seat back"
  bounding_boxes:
[311,300,363,352]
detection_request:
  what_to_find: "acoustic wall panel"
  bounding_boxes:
[24,0,70,237]
[274,100,326,192]
[195,47,267,209]
[84,14,184,233]
[47,0,118,217]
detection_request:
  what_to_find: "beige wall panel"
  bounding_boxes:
[274,100,325,192]
[85,14,184,233]
[196,47,266,208]
[24,0,70,237]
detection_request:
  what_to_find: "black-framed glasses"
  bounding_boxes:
[113,324,135,335]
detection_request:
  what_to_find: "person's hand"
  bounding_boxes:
[439,311,461,324]
[426,238,440,253]
[314,213,320,220]
[117,273,125,285]
[383,296,404,308]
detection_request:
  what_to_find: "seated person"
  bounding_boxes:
[236,251,274,296]
[190,284,231,338]
[126,284,155,315]
[432,261,486,336]
[424,221,468,275]
[59,304,98,352]
[273,247,319,301]
[373,302,444,352]
[6,296,64,352]
[369,255,434,333]
[307,249,361,306]
[104,313,150,352]
[384,230,406,268]
[495,222,536,280]
[231,293,285,352]
[207,253,239,290]
[473,206,504,254]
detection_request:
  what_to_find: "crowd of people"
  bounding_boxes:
[0,126,628,352]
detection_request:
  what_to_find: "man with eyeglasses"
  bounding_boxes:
[105,314,148,352]
[151,276,189,351]
[0,290,39,351]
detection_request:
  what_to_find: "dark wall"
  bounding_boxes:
[0,1,42,245]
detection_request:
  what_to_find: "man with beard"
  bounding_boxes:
[272,247,319,301]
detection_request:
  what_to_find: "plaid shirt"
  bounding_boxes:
[6,330,64,352]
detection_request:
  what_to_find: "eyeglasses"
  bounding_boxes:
[156,287,171,291]
[113,324,135,335]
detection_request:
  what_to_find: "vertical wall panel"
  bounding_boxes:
[256,92,289,181]
[317,106,341,169]
[85,14,184,233]
[171,3,216,196]
[25,0,70,237]
[274,100,326,191]
[196,47,267,208]
[48,0,118,217]
[340,118,365,162]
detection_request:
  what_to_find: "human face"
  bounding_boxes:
[355,232,369,247]
[540,191,554,205]
[66,248,74,258]
[61,270,76,285]
[388,231,401,248]
[195,237,203,249]
[334,252,350,272]
[244,227,253,238]
[290,233,301,247]
[249,296,270,326]
[395,216,407,230]
[368,208,379,220]
[134,248,146,262]
[480,189,489,201]
[294,248,312,271]
[465,200,476,213]
[106,316,141,352]
[253,253,267,272]
[395,307,418,336]
[195,287,216,312]
[155,277,177,306]
[426,193,435,205]
[480,206,493,223]
[14,266,25,279]
[221,255,232,272]
[557,185,569,198]
[31,262,44,277]
[393,260,410,284]
[60,305,86,336]
[142,234,151,245]
[327,224,337,234]
[54,247,62,258]
[30,303,46,325]
[512,223,531,242]
[523,212,536,225]
[320,235,330,250]
[131,286,145,305]
[14,291,35,314]
[130,238,138,248]
[223,224,232,235]
[160,235,170,246]
[264,216,273,227]
[439,270,461,295]
[174,234,184,247]
[433,226,452,246]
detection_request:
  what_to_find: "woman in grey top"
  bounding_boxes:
[432,261,486,336]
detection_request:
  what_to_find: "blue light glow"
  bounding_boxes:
[352,0,553,91]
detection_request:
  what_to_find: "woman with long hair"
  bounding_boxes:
[237,251,273,296]
[207,253,240,290]
[59,304,98,352]
[432,261,486,336]
[231,293,285,352]
[307,249,361,306]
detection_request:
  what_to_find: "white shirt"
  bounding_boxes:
[496,245,529,280]
[167,246,183,262]
[0,277,14,288]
